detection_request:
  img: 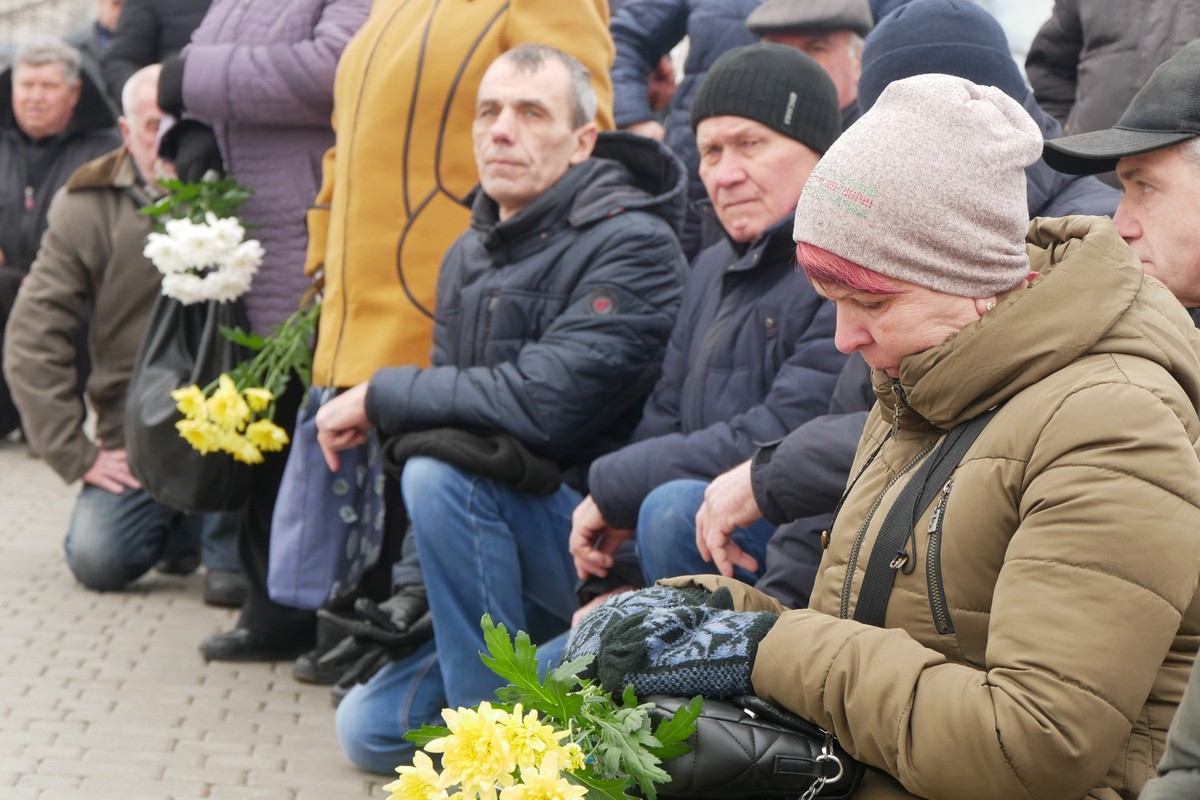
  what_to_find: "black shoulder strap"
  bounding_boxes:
[853,407,999,628]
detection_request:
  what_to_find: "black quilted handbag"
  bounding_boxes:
[649,694,864,800]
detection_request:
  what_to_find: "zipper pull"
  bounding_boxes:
[891,398,901,437]
[24,186,33,211]
[927,478,954,533]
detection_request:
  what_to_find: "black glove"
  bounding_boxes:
[158,119,224,182]
[563,585,731,668]
[595,604,778,698]
[316,584,434,685]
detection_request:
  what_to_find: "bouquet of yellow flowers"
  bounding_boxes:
[389,616,701,800]
[141,176,317,465]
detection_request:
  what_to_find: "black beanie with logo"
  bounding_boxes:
[689,43,842,155]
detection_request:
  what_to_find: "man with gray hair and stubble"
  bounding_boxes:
[3,64,243,608]
[0,36,120,439]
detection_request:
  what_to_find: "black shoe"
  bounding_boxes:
[156,551,201,576]
[293,643,346,685]
[200,627,312,662]
[331,678,352,708]
[203,571,248,608]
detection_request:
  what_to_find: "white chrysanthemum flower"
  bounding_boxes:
[207,212,246,251]
[225,238,265,276]
[143,233,188,274]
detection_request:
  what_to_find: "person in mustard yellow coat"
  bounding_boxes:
[274,0,616,683]
[306,0,614,385]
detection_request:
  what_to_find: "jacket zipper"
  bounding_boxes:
[839,437,937,619]
[926,478,955,634]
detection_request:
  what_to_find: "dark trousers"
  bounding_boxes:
[236,381,317,643]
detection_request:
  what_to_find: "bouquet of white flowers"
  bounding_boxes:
[143,212,264,304]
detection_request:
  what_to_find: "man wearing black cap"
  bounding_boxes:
[1043,39,1200,324]
[745,0,873,127]
[1045,40,1200,799]
[570,42,845,604]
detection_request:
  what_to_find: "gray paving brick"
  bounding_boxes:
[0,445,379,798]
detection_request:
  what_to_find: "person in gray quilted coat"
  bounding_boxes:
[154,0,372,663]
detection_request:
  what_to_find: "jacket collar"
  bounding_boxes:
[876,215,1200,430]
[66,146,154,206]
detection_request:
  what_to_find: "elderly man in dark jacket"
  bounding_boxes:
[314,44,687,774]
[0,37,120,439]
[569,44,845,599]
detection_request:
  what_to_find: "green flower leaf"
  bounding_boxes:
[403,724,451,747]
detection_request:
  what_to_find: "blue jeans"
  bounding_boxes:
[64,484,239,591]
[335,456,581,774]
[636,479,777,585]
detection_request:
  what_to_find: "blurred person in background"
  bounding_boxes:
[609,0,763,258]
[3,65,240,604]
[745,0,873,128]
[0,37,119,440]
[67,0,124,102]
[100,0,210,108]
[1026,0,1200,187]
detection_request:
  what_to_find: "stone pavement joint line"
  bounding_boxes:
[0,442,387,799]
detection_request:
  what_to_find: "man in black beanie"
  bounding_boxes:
[569,43,846,606]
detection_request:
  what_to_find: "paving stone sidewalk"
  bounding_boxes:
[0,440,389,799]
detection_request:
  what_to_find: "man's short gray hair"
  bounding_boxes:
[13,36,82,85]
[499,43,597,129]
[1179,137,1200,171]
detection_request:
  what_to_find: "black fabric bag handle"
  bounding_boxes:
[853,407,999,628]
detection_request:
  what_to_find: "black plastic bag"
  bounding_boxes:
[125,294,253,513]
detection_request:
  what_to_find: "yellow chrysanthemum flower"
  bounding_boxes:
[231,437,265,465]
[170,384,207,420]
[383,751,448,800]
[208,374,251,430]
[499,754,586,800]
[242,386,274,413]
[245,418,290,452]
[500,705,570,772]
[560,743,585,772]
[175,418,221,455]
[427,702,516,800]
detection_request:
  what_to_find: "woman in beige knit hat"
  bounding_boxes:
[567,73,1200,798]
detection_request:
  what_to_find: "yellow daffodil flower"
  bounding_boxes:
[208,374,251,430]
[170,384,207,420]
[242,386,274,413]
[245,419,290,452]
[175,419,221,455]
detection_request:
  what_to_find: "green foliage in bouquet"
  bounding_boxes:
[401,616,701,800]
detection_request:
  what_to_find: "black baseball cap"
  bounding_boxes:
[1042,39,1200,175]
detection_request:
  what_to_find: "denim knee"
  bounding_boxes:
[335,642,443,775]
[64,526,138,591]
[636,480,709,583]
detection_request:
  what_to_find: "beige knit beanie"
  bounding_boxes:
[793,74,1043,297]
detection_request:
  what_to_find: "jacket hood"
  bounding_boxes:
[877,215,1200,429]
[569,131,688,235]
[0,63,116,136]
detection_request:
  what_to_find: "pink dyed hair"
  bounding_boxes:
[796,242,903,296]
